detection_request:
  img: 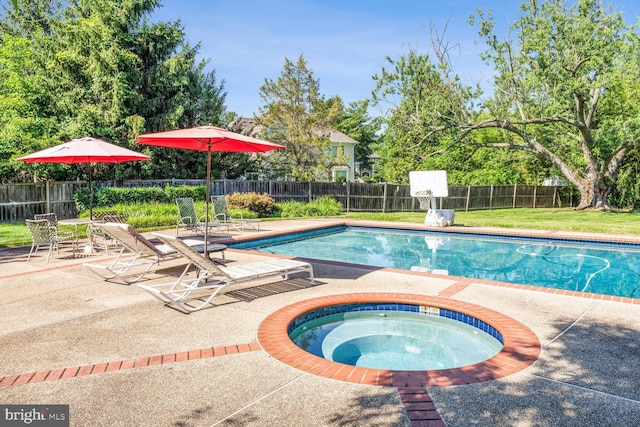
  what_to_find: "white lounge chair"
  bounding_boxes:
[138,233,314,313]
[83,223,226,284]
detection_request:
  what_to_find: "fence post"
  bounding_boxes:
[489,185,494,210]
[309,182,312,203]
[45,181,51,214]
[346,181,350,213]
[533,186,537,208]
[382,183,387,213]
[465,185,471,212]
[553,186,557,208]
[512,184,517,209]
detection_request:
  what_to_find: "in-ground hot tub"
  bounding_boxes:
[258,293,540,387]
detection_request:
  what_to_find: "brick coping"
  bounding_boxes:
[258,293,541,388]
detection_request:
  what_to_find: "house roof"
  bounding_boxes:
[232,118,359,144]
[326,129,358,144]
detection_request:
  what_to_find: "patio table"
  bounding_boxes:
[58,218,100,254]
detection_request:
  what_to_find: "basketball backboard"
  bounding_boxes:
[409,170,449,197]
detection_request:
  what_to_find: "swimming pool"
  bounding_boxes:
[231,225,640,299]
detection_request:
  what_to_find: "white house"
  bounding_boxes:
[233,118,360,182]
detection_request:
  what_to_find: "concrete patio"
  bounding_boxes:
[1,219,639,426]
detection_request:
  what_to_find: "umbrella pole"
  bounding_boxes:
[88,162,93,220]
[204,148,211,256]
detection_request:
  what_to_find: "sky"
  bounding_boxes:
[150,0,640,119]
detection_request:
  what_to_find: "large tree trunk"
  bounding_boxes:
[575,180,613,210]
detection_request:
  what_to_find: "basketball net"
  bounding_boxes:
[415,190,436,210]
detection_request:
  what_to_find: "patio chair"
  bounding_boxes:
[138,233,314,313]
[34,213,78,242]
[90,211,131,254]
[83,223,227,284]
[26,218,78,262]
[176,197,229,236]
[212,195,260,232]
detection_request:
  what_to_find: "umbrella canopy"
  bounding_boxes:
[18,137,150,219]
[137,126,285,253]
[136,125,285,153]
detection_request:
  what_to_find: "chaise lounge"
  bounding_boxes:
[83,223,226,284]
[137,233,314,313]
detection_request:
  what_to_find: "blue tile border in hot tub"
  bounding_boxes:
[288,302,504,344]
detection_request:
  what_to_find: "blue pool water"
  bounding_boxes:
[289,306,503,370]
[231,226,640,298]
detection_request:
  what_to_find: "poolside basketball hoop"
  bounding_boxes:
[415,189,436,210]
[409,171,455,227]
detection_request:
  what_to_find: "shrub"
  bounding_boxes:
[99,186,167,205]
[164,185,207,201]
[74,185,209,213]
[80,202,179,229]
[73,186,95,212]
[72,187,341,220]
[277,196,342,217]
[309,196,343,216]
[277,200,306,218]
[226,192,276,218]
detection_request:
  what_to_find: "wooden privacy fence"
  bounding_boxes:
[0,181,83,222]
[0,179,575,222]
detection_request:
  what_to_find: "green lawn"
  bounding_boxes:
[347,208,640,236]
[2,207,639,248]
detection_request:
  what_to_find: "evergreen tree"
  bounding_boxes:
[257,54,341,181]
[1,0,228,182]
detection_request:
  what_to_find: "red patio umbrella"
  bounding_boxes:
[136,126,285,253]
[18,137,150,219]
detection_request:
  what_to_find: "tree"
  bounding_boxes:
[371,48,477,183]
[0,0,64,182]
[1,0,228,182]
[373,0,640,209]
[462,0,640,209]
[257,54,341,181]
[335,99,382,178]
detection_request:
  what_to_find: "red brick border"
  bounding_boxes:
[258,293,541,388]
[0,343,262,388]
[400,388,445,427]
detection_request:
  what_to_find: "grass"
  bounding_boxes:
[2,207,639,248]
[347,208,640,235]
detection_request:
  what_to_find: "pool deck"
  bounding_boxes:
[1,219,639,426]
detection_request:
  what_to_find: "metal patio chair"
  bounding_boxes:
[90,211,130,254]
[212,195,260,232]
[34,213,78,242]
[175,197,228,236]
[26,218,77,262]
